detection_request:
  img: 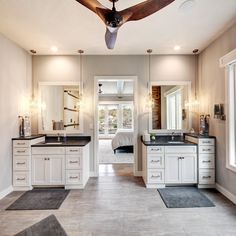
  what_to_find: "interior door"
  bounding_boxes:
[165,154,181,183]
[181,155,197,183]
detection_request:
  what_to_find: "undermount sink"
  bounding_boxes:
[45,142,63,145]
[167,141,185,144]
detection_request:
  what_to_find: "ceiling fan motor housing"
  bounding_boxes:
[106,11,123,28]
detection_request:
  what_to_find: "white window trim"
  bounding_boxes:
[220,49,236,172]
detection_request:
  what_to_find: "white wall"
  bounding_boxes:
[0,33,32,194]
[198,23,236,196]
[32,55,196,172]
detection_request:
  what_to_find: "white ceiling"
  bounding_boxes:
[0,0,236,55]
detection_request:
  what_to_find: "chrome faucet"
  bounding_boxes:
[171,132,175,141]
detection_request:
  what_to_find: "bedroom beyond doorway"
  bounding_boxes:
[96,78,135,177]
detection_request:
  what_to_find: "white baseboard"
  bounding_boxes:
[216,183,236,204]
[0,185,13,200]
[134,171,143,177]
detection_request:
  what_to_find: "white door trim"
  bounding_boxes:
[94,76,138,177]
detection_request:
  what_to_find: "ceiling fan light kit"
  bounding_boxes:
[75,0,175,49]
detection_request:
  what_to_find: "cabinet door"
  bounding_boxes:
[48,155,65,185]
[165,155,181,183]
[32,156,47,185]
[181,155,197,183]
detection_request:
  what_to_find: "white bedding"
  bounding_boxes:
[111,130,133,150]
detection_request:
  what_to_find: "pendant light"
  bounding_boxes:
[147,49,154,108]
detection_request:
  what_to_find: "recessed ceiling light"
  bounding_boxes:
[174,45,181,51]
[179,0,196,12]
[50,46,58,52]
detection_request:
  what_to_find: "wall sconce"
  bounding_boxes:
[214,104,226,120]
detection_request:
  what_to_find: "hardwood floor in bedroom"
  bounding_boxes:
[99,164,133,176]
[0,176,236,236]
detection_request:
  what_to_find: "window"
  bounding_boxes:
[226,62,236,171]
[220,48,236,172]
[166,88,182,130]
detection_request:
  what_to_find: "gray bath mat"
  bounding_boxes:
[7,189,69,210]
[14,214,68,236]
[157,187,215,208]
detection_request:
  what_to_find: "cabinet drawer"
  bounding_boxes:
[13,172,30,186]
[13,148,30,156]
[66,147,83,155]
[199,139,215,146]
[32,147,65,155]
[13,157,30,171]
[147,169,164,183]
[66,155,81,169]
[165,146,196,154]
[147,155,164,168]
[199,170,215,184]
[199,146,215,154]
[66,170,82,184]
[199,154,215,168]
[13,140,30,148]
[147,146,163,154]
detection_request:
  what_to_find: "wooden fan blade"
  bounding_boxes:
[105,28,118,49]
[120,0,175,22]
[75,0,106,14]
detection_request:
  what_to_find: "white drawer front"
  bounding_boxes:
[13,172,30,186]
[66,170,82,185]
[148,155,164,169]
[66,147,83,155]
[32,147,65,155]
[14,148,30,156]
[148,169,164,183]
[13,157,30,171]
[147,146,164,154]
[199,139,215,146]
[66,156,81,169]
[165,146,196,154]
[199,146,215,154]
[199,170,215,184]
[13,140,30,148]
[199,154,215,168]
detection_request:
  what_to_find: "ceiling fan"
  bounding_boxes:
[75,0,175,49]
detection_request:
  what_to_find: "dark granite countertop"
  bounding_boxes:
[142,140,197,146]
[31,136,91,147]
[185,133,216,139]
[12,135,45,140]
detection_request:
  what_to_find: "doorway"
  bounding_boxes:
[94,76,138,177]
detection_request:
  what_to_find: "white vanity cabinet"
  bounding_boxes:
[142,144,197,188]
[12,136,45,190]
[165,146,197,184]
[185,135,216,188]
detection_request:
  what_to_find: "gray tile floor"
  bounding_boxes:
[0,176,236,236]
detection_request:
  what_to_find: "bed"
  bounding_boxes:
[111,129,134,154]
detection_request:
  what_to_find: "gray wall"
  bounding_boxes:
[32,55,196,173]
[0,33,32,193]
[198,23,236,195]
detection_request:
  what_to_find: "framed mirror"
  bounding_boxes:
[149,81,191,133]
[38,81,83,134]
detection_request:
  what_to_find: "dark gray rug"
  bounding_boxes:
[157,187,215,208]
[7,189,69,210]
[14,214,68,236]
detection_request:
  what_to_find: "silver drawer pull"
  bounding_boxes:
[202,141,211,144]
[17,150,26,153]
[151,160,160,163]
[151,175,161,178]
[17,177,25,181]
[202,176,211,179]
[17,143,26,145]
[202,160,211,163]
[151,148,160,151]
[16,162,26,165]
[70,161,78,164]
[70,150,79,152]
[203,149,211,151]
[69,176,78,179]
